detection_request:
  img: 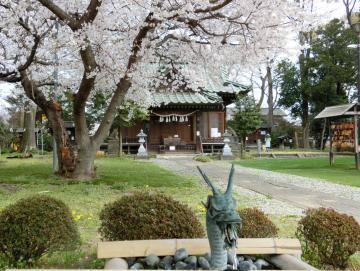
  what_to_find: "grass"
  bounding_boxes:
[193,154,212,162]
[0,155,209,244]
[0,154,358,269]
[235,156,360,187]
[0,155,213,268]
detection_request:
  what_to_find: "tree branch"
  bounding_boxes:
[37,0,77,29]
[343,0,356,28]
[72,45,98,140]
[93,12,159,144]
[194,0,233,13]
[0,35,40,81]
[37,0,103,30]
[78,0,103,26]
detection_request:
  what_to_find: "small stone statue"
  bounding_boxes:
[197,164,242,270]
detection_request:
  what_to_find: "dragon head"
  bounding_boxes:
[197,164,242,249]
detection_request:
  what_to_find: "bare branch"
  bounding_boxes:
[343,0,357,30]
[194,0,233,13]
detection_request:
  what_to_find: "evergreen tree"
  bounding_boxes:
[311,19,356,111]
[228,96,262,148]
[276,19,357,149]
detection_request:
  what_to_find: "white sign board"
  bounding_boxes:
[211,128,219,137]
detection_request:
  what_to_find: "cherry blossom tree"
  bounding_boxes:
[1,0,309,179]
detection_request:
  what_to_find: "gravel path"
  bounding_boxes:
[237,165,360,202]
[154,156,360,222]
[154,157,304,216]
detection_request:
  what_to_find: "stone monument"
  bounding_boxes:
[221,130,234,160]
[136,129,148,158]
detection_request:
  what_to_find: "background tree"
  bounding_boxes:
[111,103,149,156]
[277,19,357,149]
[245,58,281,131]
[0,0,312,178]
[58,90,110,131]
[311,19,356,149]
[276,59,311,148]
[5,91,37,152]
[228,96,262,149]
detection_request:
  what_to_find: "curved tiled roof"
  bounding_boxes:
[152,91,222,106]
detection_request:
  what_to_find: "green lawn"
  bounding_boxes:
[0,155,211,268]
[0,155,265,269]
[1,155,357,269]
[235,156,360,187]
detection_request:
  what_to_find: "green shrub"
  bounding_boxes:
[237,208,278,238]
[99,193,205,240]
[0,195,80,267]
[296,208,360,269]
[193,155,212,162]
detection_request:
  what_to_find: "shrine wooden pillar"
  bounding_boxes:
[329,119,334,166]
[195,112,202,153]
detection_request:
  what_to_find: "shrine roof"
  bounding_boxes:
[152,91,222,106]
[315,103,358,119]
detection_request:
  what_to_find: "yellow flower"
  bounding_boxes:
[196,204,206,213]
[75,214,83,221]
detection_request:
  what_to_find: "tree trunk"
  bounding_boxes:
[46,103,78,177]
[294,131,299,149]
[320,118,327,150]
[298,32,312,150]
[257,74,267,107]
[303,117,310,149]
[118,127,122,156]
[47,103,96,179]
[241,136,247,152]
[266,65,274,129]
[72,143,96,179]
[21,106,37,152]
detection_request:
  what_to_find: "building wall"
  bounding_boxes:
[118,109,226,146]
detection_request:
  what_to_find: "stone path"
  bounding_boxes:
[154,156,360,222]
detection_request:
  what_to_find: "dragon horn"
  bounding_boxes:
[197,166,219,195]
[225,164,235,195]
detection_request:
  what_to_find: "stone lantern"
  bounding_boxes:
[222,129,234,160]
[136,129,148,158]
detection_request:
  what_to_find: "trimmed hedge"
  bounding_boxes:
[0,195,80,266]
[296,208,360,269]
[99,193,205,240]
[237,208,278,238]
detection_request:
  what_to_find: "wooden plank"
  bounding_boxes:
[97,238,301,259]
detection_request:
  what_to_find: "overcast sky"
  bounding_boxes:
[0,1,352,119]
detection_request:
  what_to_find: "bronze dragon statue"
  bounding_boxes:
[197,164,242,270]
